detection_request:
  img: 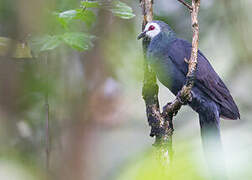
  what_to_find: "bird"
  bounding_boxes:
[138,20,240,179]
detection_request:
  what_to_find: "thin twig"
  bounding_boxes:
[163,0,200,116]
[177,0,193,11]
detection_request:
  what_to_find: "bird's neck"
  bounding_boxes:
[151,32,176,48]
[163,31,176,42]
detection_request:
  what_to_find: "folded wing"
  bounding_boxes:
[167,39,240,119]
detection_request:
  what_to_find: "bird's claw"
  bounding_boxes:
[184,58,190,64]
[162,102,179,117]
[176,91,186,105]
[185,74,196,86]
[176,91,193,105]
[162,102,172,112]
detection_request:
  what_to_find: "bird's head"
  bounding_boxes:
[137,20,175,40]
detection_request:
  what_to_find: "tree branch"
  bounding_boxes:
[163,0,200,116]
[177,0,193,11]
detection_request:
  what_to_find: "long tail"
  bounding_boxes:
[199,111,227,180]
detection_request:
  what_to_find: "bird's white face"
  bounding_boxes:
[144,22,161,39]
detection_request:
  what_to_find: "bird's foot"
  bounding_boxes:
[162,102,172,112]
[176,91,187,105]
[176,90,192,105]
[185,73,196,86]
[184,58,190,64]
[162,102,179,117]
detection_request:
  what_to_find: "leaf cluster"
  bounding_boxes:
[29,0,135,54]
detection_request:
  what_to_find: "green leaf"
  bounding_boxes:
[55,10,77,29]
[62,32,94,51]
[75,9,96,27]
[58,10,77,19]
[40,35,62,51]
[110,1,135,19]
[55,9,96,28]
[29,35,62,54]
[81,1,100,8]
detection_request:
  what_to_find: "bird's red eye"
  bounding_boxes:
[148,25,155,31]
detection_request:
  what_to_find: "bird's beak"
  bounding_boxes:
[137,31,147,40]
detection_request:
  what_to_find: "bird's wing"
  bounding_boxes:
[167,39,240,119]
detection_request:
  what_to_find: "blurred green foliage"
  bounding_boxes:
[117,148,205,180]
[28,0,135,54]
[0,1,135,56]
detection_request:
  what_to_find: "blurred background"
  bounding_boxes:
[0,0,251,179]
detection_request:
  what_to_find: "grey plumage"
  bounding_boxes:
[145,20,240,120]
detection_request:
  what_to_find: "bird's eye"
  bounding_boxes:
[148,25,155,31]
